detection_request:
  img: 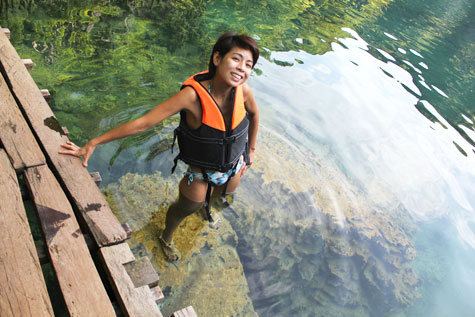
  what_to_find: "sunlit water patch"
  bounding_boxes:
[247,25,475,315]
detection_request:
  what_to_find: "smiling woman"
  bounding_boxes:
[59,32,260,262]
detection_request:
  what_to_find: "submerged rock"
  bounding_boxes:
[224,127,420,316]
[104,126,420,316]
[104,170,257,317]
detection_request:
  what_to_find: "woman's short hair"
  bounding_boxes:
[208,32,260,76]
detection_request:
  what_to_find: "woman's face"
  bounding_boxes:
[213,47,254,87]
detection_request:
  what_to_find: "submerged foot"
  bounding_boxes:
[158,234,180,262]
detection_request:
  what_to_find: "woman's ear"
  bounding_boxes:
[213,51,221,67]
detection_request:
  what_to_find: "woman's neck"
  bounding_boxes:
[208,77,232,100]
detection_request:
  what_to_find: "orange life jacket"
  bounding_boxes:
[172,71,249,172]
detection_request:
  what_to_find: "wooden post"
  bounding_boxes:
[22,58,34,70]
[89,171,102,187]
[122,222,133,239]
[151,286,165,304]
[40,89,50,102]
[1,28,10,39]
[124,257,159,289]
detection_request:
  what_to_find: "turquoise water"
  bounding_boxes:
[2,0,474,315]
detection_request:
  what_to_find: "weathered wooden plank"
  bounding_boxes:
[100,243,163,317]
[0,72,46,171]
[24,165,116,316]
[172,306,197,317]
[0,29,127,246]
[36,233,96,265]
[0,150,53,317]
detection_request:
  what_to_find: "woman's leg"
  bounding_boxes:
[159,176,210,261]
[162,176,209,243]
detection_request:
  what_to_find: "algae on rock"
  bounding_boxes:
[223,127,420,316]
[105,167,257,317]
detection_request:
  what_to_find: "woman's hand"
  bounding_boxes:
[59,140,96,167]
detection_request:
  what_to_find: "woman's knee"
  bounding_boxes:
[179,177,210,202]
[177,192,204,216]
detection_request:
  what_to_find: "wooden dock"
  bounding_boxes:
[0,27,196,316]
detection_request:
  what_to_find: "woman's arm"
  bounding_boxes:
[243,83,259,166]
[60,87,198,167]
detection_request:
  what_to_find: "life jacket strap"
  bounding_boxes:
[171,154,180,174]
[201,169,214,222]
[171,128,178,153]
[244,141,251,165]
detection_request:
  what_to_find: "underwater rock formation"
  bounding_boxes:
[104,169,257,317]
[224,127,420,316]
[105,126,420,316]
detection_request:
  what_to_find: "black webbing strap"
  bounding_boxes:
[201,168,214,222]
[171,154,180,174]
[171,129,178,153]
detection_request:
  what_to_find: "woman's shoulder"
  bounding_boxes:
[177,85,200,102]
[241,82,255,101]
[174,85,201,113]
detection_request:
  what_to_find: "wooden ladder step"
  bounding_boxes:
[0,150,54,317]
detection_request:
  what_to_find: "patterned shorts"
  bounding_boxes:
[184,155,245,186]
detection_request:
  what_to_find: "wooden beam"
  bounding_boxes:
[24,165,116,316]
[40,89,50,102]
[0,72,46,172]
[100,243,163,317]
[1,28,10,39]
[122,222,133,239]
[172,306,197,317]
[0,150,54,317]
[22,58,34,70]
[89,171,102,187]
[124,257,159,289]
[151,286,165,304]
[0,29,127,246]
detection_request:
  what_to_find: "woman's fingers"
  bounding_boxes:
[58,140,96,168]
[58,141,89,162]
[59,143,80,156]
